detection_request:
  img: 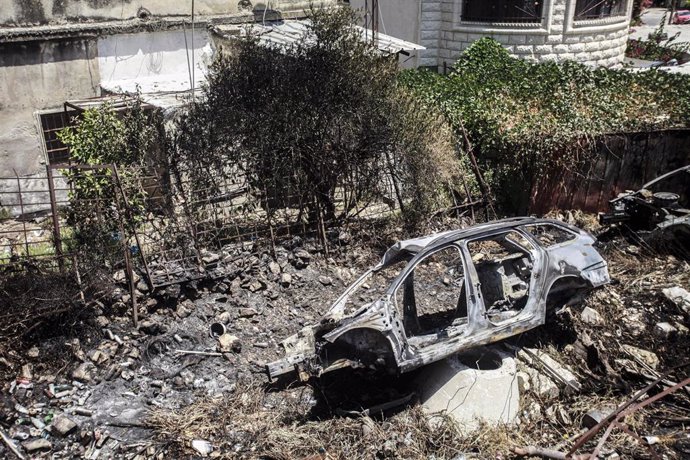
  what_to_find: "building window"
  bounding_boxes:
[40,110,78,165]
[461,0,544,23]
[574,0,627,20]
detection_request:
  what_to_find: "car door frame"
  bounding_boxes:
[462,227,549,333]
[386,240,484,370]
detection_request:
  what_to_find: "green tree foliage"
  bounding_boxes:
[57,97,158,263]
[401,38,690,210]
[172,8,470,227]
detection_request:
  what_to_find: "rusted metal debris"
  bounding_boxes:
[599,165,690,257]
[267,217,610,381]
[515,364,690,460]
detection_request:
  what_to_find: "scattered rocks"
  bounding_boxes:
[176,301,193,318]
[139,320,167,335]
[23,438,52,452]
[72,363,97,384]
[280,273,293,287]
[318,275,332,286]
[621,344,659,370]
[268,261,281,275]
[238,307,258,318]
[217,334,242,353]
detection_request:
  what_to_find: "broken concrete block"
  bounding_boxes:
[654,322,677,338]
[580,306,604,326]
[318,275,332,286]
[662,286,690,314]
[51,414,78,437]
[23,438,52,452]
[523,366,559,400]
[517,348,581,393]
[621,344,659,369]
[417,347,519,434]
[71,362,97,383]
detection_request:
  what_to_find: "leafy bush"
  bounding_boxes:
[58,97,159,264]
[627,13,690,62]
[401,38,690,211]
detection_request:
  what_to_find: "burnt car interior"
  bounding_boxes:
[467,230,535,323]
[394,246,468,337]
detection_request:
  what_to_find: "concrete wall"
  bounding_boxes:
[98,28,212,93]
[349,0,422,68]
[0,0,336,25]
[419,0,632,70]
[0,38,100,179]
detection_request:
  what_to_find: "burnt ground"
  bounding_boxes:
[0,217,689,459]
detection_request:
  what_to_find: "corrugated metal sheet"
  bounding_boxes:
[213,19,425,54]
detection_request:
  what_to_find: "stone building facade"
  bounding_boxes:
[352,0,633,70]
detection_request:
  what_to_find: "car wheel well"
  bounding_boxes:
[545,276,591,309]
[325,328,397,373]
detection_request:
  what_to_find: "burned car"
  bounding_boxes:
[599,165,690,258]
[267,218,610,381]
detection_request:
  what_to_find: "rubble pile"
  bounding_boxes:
[0,225,688,458]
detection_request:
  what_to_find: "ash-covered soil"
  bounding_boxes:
[1,221,689,459]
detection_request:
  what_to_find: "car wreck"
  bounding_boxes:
[599,165,690,258]
[267,217,610,381]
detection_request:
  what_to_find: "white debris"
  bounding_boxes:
[662,286,690,314]
[580,306,604,326]
[654,322,677,338]
[191,439,213,456]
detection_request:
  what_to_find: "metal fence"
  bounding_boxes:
[1,162,402,288]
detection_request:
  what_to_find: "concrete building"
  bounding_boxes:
[350,0,633,70]
[0,0,339,182]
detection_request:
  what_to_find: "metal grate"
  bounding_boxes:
[40,110,78,165]
[461,0,543,23]
[575,0,627,20]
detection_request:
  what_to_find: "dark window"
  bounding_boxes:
[40,110,78,165]
[461,0,543,23]
[575,0,627,20]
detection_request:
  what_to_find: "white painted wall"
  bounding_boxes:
[98,29,213,94]
[349,0,422,68]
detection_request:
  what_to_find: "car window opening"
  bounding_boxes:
[468,231,534,323]
[395,245,468,337]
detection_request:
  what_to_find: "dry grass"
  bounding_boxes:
[147,379,545,459]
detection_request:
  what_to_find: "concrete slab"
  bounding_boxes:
[417,346,519,434]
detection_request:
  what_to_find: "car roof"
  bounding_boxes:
[380,217,575,267]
